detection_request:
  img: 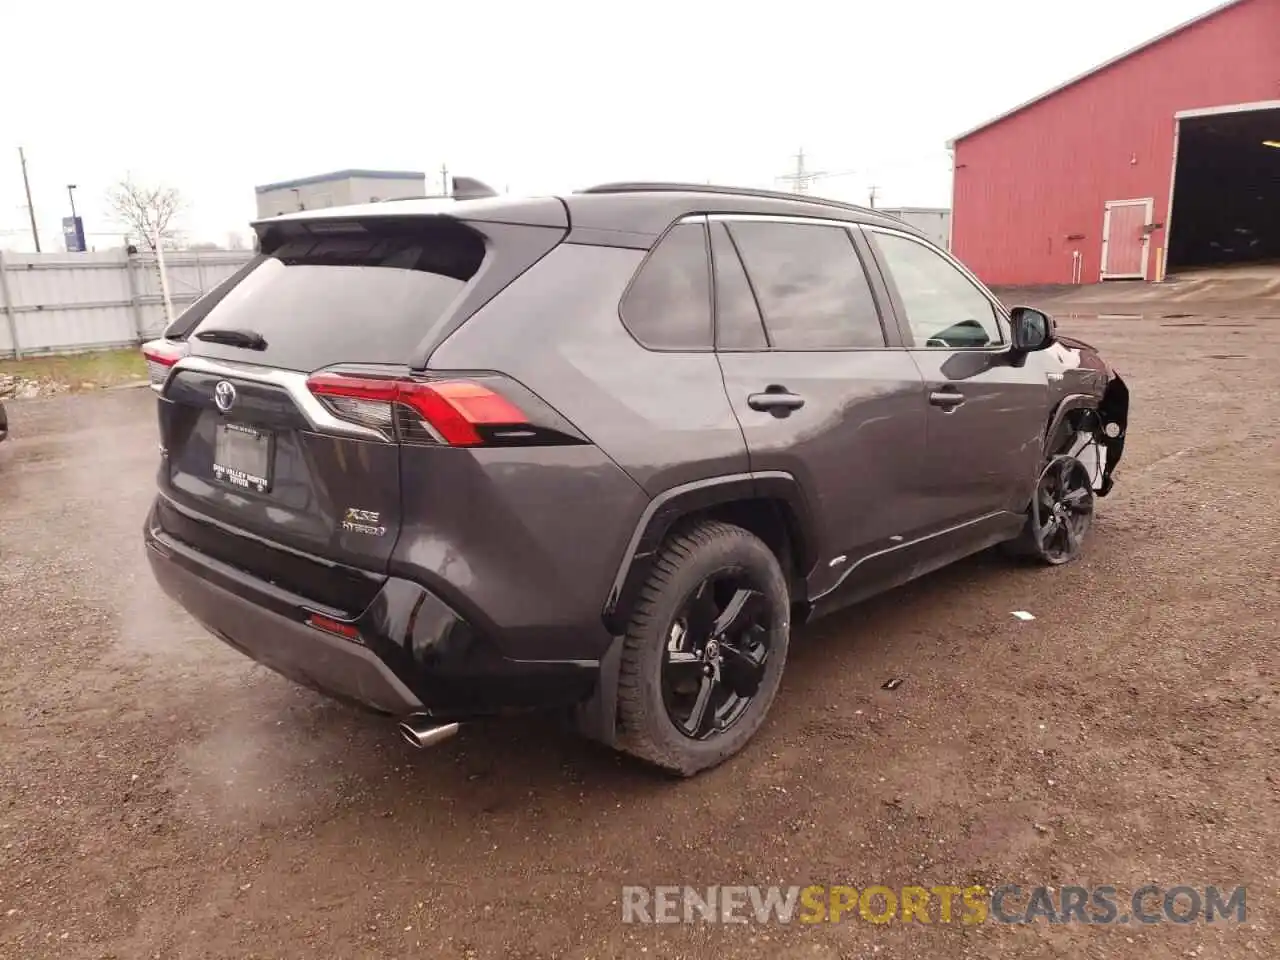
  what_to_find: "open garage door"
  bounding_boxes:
[1166,102,1280,276]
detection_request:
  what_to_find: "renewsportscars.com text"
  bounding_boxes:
[621,884,1247,925]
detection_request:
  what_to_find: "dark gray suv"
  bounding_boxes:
[142,183,1129,776]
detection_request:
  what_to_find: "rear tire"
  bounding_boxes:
[616,520,790,777]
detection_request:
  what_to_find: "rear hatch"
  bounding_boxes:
[151,204,567,613]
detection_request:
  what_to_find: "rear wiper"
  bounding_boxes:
[194,328,268,350]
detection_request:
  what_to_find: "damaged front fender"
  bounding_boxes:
[1096,373,1129,496]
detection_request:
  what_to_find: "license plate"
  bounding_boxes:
[213,422,273,493]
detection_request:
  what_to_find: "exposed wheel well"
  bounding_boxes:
[607,494,812,636]
[669,497,807,596]
[1048,405,1101,456]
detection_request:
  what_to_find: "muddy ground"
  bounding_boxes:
[1,300,1276,959]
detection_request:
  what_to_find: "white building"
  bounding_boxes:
[878,207,952,250]
[254,169,428,219]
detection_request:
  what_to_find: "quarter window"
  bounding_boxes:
[726,221,885,349]
[872,232,1005,348]
[620,222,712,350]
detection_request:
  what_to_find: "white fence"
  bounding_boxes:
[0,249,255,358]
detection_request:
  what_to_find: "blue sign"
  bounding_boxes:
[62,216,86,252]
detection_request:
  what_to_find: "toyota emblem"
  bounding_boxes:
[214,380,237,413]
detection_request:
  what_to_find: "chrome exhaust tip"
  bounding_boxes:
[397,716,461,749]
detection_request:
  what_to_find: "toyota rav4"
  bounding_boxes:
[142,182,1129,776]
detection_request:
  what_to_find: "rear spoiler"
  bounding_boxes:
[250,195,566,249]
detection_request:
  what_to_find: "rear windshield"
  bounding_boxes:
[186,220,486,371]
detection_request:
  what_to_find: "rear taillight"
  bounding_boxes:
[141,339,187,392]
[305,372,582,447]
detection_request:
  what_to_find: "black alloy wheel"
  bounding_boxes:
[615,520,791,777]
[1030,455,1095,564]
[661,573,772,740]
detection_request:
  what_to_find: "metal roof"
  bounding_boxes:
[946,0,1249,147]
[253,169,428,194]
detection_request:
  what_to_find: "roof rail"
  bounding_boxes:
[578,181,878,215]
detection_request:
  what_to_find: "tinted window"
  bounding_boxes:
[726,221,885,349]
[166,254,266,338]
[186,221,485,371]
[872,232,1005,348]
[710,223,767,350]
[621,223,712,350]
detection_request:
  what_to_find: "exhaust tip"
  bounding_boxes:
[397,716,461,750]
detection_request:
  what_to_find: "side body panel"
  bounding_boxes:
[709,215,931,602]
[717,349,928,599]
[428,241,749,495]
[901,347,1050,522]
[862,225,1051,526]
[389,442,648,661]
[421,241,748,656]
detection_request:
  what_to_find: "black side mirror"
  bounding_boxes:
[1009,306,1055,353]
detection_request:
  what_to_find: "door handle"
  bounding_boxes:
[929,389,965,409]
[748,386,806,415]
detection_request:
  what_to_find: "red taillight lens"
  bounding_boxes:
[141,339,187,391]
[305,373,529,446]
[306,613,362,643]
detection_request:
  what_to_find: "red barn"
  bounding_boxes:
[948,0,1280,286]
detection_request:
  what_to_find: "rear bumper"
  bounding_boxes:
[144,504,601,719]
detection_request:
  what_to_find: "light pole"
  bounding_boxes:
[67,184,78,219]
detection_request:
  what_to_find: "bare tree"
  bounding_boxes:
[105,175,184,250]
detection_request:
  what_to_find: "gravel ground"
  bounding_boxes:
[0,304,1276,959]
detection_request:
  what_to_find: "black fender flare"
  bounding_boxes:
[577,471,816,748]
[600,471,817,636]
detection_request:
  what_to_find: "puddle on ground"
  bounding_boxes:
[1205,354,1249,360]
[1056,313,1149,322]
[1159,321,1257,329]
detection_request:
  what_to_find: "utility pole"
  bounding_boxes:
[18,147,40,252]
[440,163,449,196]
[868,185,878,209]
[778,148,826,195]
[788,148,808,194]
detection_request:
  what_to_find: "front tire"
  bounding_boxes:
[616,520,790,777]
[1006,453,1096,565]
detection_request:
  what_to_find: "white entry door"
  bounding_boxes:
[1100,198,1154,280]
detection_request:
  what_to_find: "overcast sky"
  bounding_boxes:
[2,0,1222,250]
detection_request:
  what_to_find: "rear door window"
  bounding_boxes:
[620,222,713,350]
[726,221,886,349]
[710,222,768,350]
[186,220,486,371]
